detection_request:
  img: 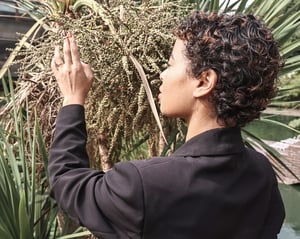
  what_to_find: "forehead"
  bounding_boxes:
[171,39,187,60]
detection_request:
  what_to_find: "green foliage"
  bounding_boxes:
[244,118,300,142]
[272,73,300,109]
[0,73,58,238]
[289,118,300,130]
[0,72,94,238]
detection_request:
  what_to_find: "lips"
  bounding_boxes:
[158,87,162,100]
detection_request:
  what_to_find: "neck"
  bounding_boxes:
[185,109,223,142]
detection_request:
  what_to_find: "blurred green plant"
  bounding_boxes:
[0,71,58,239]
[272,73,300,109]
[0,71,95,238]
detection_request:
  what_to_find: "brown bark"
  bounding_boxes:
[57,211,82,237]
[97,131,114,172]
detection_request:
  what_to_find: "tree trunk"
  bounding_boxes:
[97,131,114,171]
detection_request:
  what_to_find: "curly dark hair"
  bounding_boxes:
[175,11,282,127]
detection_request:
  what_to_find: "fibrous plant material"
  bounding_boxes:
[1,0,189,169]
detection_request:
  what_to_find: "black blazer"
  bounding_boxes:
[49,105,285,239]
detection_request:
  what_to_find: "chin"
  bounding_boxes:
[161,111,180,119]
[160,109,170,117]
[160,105,184,118]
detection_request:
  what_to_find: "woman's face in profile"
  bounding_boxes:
[159,39,197,120]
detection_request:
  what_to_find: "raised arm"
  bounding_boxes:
[48,34,144,238]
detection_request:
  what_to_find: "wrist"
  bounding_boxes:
[62,97,85,106]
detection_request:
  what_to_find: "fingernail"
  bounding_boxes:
[61,30,67,38]
[67,32,72,38]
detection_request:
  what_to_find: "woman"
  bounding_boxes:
[49,11,285,239]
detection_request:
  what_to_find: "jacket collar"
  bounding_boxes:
[172,127,245,157]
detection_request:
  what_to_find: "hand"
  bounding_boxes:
[51,33,94,106]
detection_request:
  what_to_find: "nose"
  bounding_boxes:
[160,69,166,81]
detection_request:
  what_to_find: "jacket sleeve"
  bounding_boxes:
[48,105,144,238]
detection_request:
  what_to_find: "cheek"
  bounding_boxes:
[160,83,194,118]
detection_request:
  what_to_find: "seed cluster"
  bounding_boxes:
[4,1,189,167]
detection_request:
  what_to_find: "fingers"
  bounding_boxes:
[69,34,81,65]
[63,36,72,66]
[51,32,93,80]
[51,33,94,106]
[62,33,82,68]
[51,33,79,72]
[51,46,64,73]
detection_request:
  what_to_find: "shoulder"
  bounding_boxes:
[108,157,171,173]
[110,157,177,181]
[110,157,184,185]
[129,156,173,169]
[243,147,277,181]
[105,157,174,184]
[244,147,273,167]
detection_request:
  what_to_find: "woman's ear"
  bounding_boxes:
[193,69,218,98]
